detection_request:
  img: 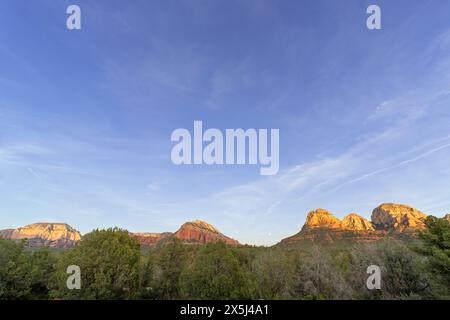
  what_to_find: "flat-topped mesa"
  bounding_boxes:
[302,209,342,230]
[0,223,81,248]
[174,220,240,246]
[342,213,374,231]
[371,203,427,232]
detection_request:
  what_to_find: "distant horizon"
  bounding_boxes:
[1,201,448,247]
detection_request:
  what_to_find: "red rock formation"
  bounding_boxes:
[1,220,240,248]
[342,213,374,231]
[0,223,81,248]
[371,203,426,231]
[0,229,14,239]
[281,228,388,245]
[174,220,240,246]
[302,209,343,230]
[279,204,429,246]
[130,220,240,247]
[130,232,172,246]
[281,209,383,245]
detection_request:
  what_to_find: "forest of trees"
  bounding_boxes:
[0,216,449,300]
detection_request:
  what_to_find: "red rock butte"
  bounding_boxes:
[279,203,429,245]
[130,219,240,247]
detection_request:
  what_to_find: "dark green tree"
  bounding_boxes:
[251,248,293,299]
[416,216,450,298]
[0,239,33,299]
[291,246,351,300]
[349,241,429,299]
[180,242,255,299]
[51,228,140,299]
[153,239,191,299]
[29,249,57,299]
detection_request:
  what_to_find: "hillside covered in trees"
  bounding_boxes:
[0,216,449,300]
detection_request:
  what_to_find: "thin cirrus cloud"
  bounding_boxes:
[164,31,450,244]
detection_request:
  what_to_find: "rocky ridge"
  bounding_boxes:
[1,204,447,248]
[371,203,427,231]
[130,232,172,246]
[130,220,239,246]
[1,220,239,248]
[0,223,81,248]
[173,220,239,246]
[280,203,429,245]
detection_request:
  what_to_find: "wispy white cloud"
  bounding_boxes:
[26,167,45,180]
[332,139,450,190]
[162,29,450,244]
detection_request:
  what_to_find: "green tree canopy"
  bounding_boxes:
[0,239,33,299]
[417,216,450,297]
[52,228,140,299]
[180,242,255,299]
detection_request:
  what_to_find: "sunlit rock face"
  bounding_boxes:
[130,220,240,247]
[279,203,430,246]
[371,203,427,232]
[0,223,81,248]
[342,213,374,231]
[444,214,450,222]
[174,220,240,246]
[281,209,384,245]
[302,209,343,230]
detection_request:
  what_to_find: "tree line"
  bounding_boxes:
[1,216,449,300]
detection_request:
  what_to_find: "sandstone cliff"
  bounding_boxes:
[279,203,428,245]
[342,213,374,231]
[371,203,426,231]
[130,220,240,247]
[174,220,240,246]
[1,220,240,248]
[2,204,444,249]
[281,209,383,245]
[302,209,343,230]
[0,223,81,248]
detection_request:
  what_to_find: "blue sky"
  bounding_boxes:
[1,0,450,245]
